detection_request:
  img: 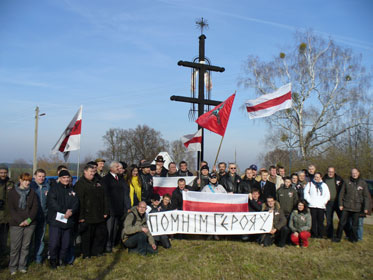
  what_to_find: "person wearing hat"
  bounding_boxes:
[201,173,227,193]
[193,165,210,190]
[0,165,14,258]
[47,170,79,268]
[149,165,156,177]
[155,155,168,177]
[95,158,106,178]
[139,161,153,205]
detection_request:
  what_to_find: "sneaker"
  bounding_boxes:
[10,271,16,276]
[296,245,300,248]
[332,238,341,243]
[19,269,27,273]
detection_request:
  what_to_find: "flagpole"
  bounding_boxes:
[76,149,81,179]
[213,136,224,168]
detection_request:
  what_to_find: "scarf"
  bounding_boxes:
[15,184,30,210]
[312,180,323,195]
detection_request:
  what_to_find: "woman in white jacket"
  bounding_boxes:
[304,172,330,238]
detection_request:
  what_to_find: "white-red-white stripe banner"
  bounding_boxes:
[153,176,196,196]
[182,191,249,212]
[246,83,292,119]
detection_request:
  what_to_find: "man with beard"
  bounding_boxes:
[0,165,14,258]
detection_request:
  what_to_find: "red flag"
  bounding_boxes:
[195,93,235,136]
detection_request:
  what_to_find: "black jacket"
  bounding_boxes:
[339,177,370,212]
[139,172,153,205]
[102,173,131,217]
[47,182,79,229]
[220,173,242,193]
[192,174,209,191]
[239,178,260,194]
[259,181,276,202]
[176,170,193,177]
[249,198,263,212]
[171,186,194,210]
[75,176,108,224]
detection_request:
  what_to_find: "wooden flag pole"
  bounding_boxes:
[213,136,225,168]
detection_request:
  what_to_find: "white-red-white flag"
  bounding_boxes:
[182,191,249,212]
[153,176,196,196]
[51,106,82,161]
[246,83,292,119]
[181,129,202,152]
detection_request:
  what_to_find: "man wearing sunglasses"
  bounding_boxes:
[220,163,241,194]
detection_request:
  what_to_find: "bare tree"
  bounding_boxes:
[240,30,371,160]
[98,125,169,164]
[170,140,196,171]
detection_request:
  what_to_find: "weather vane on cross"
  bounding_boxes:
[195,17,209,35]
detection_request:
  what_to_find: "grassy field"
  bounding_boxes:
[1,226,372,280]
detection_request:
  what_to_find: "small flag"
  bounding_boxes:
[196,93,236,136]
[246,83,292,119]
[182,191,249,212]
[51,106,82,161]
[181,129,202,152]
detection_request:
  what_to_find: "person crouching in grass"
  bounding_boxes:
[289,200,312,248]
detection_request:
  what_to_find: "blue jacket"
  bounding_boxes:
[30,180,50,221]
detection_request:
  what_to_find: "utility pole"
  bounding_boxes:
[33,106,45,175]
[170,18,225,170]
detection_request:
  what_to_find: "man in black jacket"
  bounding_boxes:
[102,161,131,253]
[155,155,168,177]
[176,161,193,176]
[171,178,194,210]
[75,165,108,258]
[323,167,344,238]
[139,161,153,205]
[47,170,79,268]
[333,168,370,243]
[258,170,276,202]
[220,163,241,193]
[239,168,260,194]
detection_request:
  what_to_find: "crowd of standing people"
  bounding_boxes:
[0,156,371,275]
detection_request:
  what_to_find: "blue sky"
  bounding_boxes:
[0,0,372,168]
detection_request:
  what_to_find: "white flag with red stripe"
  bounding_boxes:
[51,106,82,161]
[181,129,202,152]
[182,191,249,212]
[153,176,196,196]
[246,83,292,119]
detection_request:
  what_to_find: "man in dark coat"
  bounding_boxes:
[171,178,195,210]
[220,163,241,193]
[323,166,344,238]
[238,168,260,194]
[333,168,370,243]
[155,155,168,177]
[258,170,276,202]
[139,161,153,205]
[75,165,108,258]
[176,161,193,177]
[0,165,14,258]
[47,170,79,268]
[102,161,131,253]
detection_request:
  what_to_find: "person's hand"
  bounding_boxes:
[197,179,201,185]
[104,215,108,218]
[19,221,26,227]
[270,228,277,235]
[228,192,233,195]
[339,206,343,211]
[248,193,253,200]
[364,209,368,214]
[212,166,217,172]
[293,232,299,237]
[79,219,85,223]
[152,244,157,250]
[142,227,149,233]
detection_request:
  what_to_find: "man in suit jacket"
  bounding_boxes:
[258,170,276,202]
[102,161,130,253]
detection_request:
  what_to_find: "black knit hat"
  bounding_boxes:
[201,165,209,171]
[59,170,71,177]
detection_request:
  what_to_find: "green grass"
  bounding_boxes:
[1,226,372,280]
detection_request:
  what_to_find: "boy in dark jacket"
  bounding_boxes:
[47,170,79,268]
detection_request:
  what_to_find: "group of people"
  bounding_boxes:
[0,156,371,275]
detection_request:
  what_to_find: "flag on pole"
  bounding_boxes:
[181,129,202,152]
[195,93,236,136]
[245,83,292,119]
[153,176,196,196]
[51,106,82,161]
[182,191,249,212]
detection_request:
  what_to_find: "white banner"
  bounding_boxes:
[147,211,273,236]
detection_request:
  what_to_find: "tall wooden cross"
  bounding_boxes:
[170,19,225,170]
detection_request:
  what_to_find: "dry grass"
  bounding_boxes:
[1,226,372,280]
